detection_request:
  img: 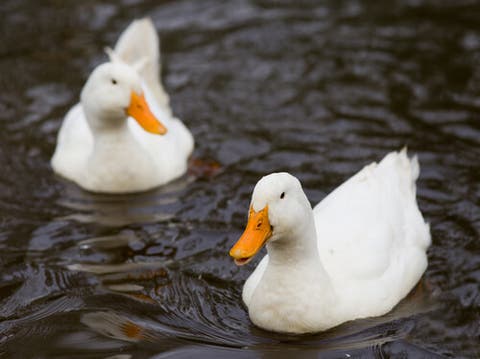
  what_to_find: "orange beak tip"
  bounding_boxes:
[127,92,168,136]
[229,248,239,259]
[229,205,272,267]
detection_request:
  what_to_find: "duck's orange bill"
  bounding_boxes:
[126,92,167,135]
[229,205,272,266]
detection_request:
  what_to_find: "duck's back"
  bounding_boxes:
[313,150,430,319]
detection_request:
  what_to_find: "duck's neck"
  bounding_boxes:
[267,214,321,267]
[251,213,341,333]
[84,111,141,155]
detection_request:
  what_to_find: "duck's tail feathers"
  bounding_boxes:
[409,153,420,196]
[398,148,431,250]
[114,18,170,111]
[397,147,420,193]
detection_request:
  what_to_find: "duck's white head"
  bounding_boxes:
[80,62,167,135]
[230,172,312,266]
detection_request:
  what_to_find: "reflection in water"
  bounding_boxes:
[78,283,436,357]
[67,261,169,275]
[78,232,141,250]
[82,312,150,343]
[0,0,479,357]
[55,176,192,227]
[65,228,437,357]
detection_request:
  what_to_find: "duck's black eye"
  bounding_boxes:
[280,192,285,199]
[111,78,117,85]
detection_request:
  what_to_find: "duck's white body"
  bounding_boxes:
[51,19,193,193]
[232,150,430,333]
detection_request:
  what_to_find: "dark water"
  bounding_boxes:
[0,0,479,357]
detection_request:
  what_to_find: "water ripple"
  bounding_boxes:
[0,0,478,357]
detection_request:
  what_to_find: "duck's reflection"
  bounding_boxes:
[81,311,151,343]
[78,280,438,354]
[77,232,142,250]
[55,175,192,227]
[54,156,221,228]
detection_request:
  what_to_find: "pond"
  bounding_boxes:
[0,0,479,358]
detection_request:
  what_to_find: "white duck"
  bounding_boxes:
[51,18,193,193]
[230,149,431,334]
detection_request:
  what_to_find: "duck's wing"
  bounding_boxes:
[114,18,170,112]
[51,104,92,181]
[313,150,430,301]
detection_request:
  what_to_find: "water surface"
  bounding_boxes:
[0,0,479,358]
